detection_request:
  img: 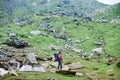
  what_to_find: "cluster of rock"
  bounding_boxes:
[4,33,31,48]
[13,17,32,26]
[0,50,91,79]
[0,51,47,76]
[110,18,120,24]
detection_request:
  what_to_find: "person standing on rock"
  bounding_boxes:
[57,51,63,70]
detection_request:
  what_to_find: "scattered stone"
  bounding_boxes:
[68,46,83,53]
[9,33,16,38]
[8,59,20,70]
[91,59,98,62]
[90,48,104,57]
[101,18,108,23]
[85,73,96,79]
[107,57,115,65]
[0,51,7,61]
[49,45,65,51]
[26,53,38,64]
[116,58,120,67]
[0,68,8,76]
[108,73,115,80]
[0,51,8,69]
[41,61,50,70]
[75,72,84,77]
[110,19,120,24]
[0,62,9,70]
[75,40,80,43]
[27,36,32,39]
[5,37,30,48]
[83,17,93,21]
[54,27,67,39]
[30,30,41,35]
[50,62,58,68]
[9,69,18,76]
[49,68,57,73]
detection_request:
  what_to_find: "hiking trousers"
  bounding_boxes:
[58,60,62,70]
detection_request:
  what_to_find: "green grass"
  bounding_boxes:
[1,15,120,57]
[0,72,89,80]
[0,3,120,79]
[0,1,120,80]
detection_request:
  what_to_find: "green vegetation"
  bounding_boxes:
[0,0,120,80]
[1,15,120,79]
[94,3,120,20]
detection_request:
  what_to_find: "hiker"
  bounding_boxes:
[57,51,63,70]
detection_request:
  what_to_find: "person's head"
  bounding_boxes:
[59,51,61,54]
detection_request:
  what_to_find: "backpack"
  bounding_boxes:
[54,53,59,61]
[57,53,62,60]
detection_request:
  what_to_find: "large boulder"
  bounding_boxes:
[26,53,38,64]
[66,62,85,70]
[19,65,33,72]
[19,65,46,72]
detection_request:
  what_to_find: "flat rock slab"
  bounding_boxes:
[19,65,46,72]
[66,62,85,70]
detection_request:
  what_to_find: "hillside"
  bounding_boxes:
[0,0,109,25]
[94,3,120,24]
[0,0,120,80]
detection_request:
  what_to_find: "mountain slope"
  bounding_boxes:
[94,3,120,21]
[0,0,120,80]
[0,0,109,25]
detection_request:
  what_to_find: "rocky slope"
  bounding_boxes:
[0,0,109,25]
